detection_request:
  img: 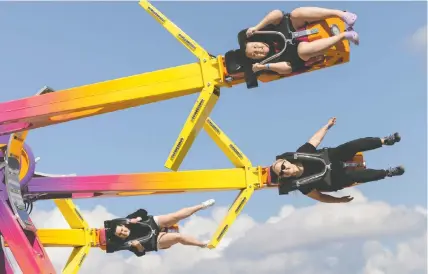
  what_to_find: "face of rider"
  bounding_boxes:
[272,159,297,178]
[114,225,130,239]
[245,42,269,59]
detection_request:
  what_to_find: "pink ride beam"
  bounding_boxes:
[25,168,247,197]
[0,199,55,274]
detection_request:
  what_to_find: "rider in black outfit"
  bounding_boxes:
[242,8,359,75]
[269,117,405,203]
[104,199,215,257]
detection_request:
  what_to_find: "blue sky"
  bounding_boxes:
[0,1,426,225]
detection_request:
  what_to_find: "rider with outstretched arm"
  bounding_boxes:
[102,199,215,257]
[269,117,405,203]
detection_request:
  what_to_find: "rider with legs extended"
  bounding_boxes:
[102,199,215,257]
[269,117,405,203]
[243,8,360,74]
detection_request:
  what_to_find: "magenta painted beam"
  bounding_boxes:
[0,199,55,273]
[27,173,168,193]
[0,237,15,274]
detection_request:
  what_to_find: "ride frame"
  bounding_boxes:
[0,1,352,273]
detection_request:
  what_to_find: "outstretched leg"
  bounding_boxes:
[329,133,401,162]
[155,199,215,228]
[157,232,207,249]
[343,165,405,184]
[290,7,357,29]
[297,31,359,61]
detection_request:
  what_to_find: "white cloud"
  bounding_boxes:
[362,233,427,274]
[3,189,427,274]
[408,25,427,54]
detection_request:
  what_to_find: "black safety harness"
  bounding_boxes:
[104,216,160,254]
[239,14,319,66]
[234,13,321,89]
[278,149,333,195]
[277,148,366,194]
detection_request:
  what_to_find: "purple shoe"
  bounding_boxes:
[342,11,358,27]
[344,30,359,45]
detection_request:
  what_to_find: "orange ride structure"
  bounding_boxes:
[0,1,355,273]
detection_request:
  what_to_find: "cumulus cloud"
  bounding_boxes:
[3,189,427,274]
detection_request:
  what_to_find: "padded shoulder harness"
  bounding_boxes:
[278,149,333,195]
[104,216,160,254]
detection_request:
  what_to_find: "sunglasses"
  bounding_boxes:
[276,160,288,183]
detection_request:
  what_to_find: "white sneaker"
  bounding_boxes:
[201,199,215,209]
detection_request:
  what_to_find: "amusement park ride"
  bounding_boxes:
[0,1,360,273]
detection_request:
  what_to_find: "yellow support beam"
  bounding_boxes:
[62,245,91,274]
[51,199,94,274]
[139,0,209,61]
[165,85,220,171]
[0,63,206,134]
[208,176,256,249]
[35,229,88,247]
[204,117,252,168]
[4,229,98,248]
[202,118,261,248]
[142,0,226,171]
[54,199,88,229]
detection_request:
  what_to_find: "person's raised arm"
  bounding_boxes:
[247,10,284,36]
[306,189,354,203]
[308,117,336,148]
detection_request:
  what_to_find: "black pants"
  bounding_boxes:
[328,137,387,185]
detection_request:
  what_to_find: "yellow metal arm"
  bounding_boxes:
[0,63,205,134]
[62,246,91,274]
[165,85,220,171]
[47,200,94,273]
[54,199,89,229]
[35,229,89,247]
[208,167,260,249]
[141,0,227,171]
[139,0,209,60]
[204,117,252,168]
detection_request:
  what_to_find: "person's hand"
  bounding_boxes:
[130,240,140,247]
[129,217,142,224]
[246,27,257,37]
[131,240,145,252]
[327,117,337,129]
[337,195,354,203]
[252,63,265,72]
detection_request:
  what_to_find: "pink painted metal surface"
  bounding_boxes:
[0,197,56,273]
[1,233,15,274]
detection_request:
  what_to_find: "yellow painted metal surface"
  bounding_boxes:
[165,86,220,171]
[52,199,94,273]
[204,118,252,168]
[54,199,88,229]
